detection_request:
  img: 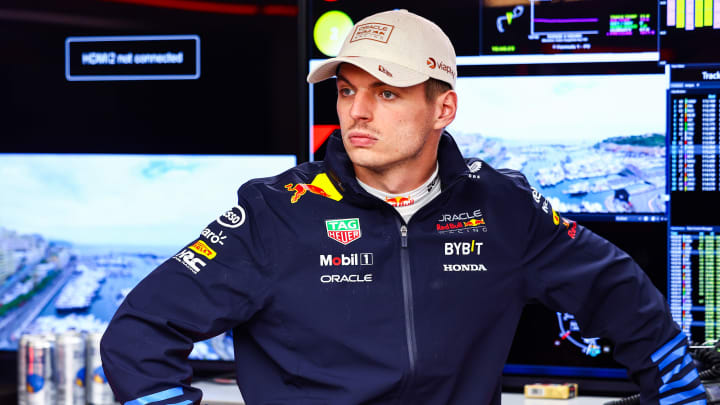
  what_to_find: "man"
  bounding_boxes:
[101,9,706,405]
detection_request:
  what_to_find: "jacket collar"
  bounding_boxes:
[323,129,469,204]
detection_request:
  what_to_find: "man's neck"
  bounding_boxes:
[354,159,438,194]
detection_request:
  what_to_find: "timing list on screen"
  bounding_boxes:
[669,93,719,192]
[669,226,720,343]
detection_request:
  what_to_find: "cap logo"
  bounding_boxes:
[378,65,393,77]
[428,56,455,79]
[350,22,394,43]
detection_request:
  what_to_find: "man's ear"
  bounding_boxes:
[434,90,457,130]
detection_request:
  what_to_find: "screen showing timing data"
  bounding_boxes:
[482,0,657,55]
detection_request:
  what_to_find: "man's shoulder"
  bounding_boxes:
[463,157,533,194]
[240,161,326,192]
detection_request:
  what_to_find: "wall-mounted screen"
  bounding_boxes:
[449,63,668,221]
[0,153,296,362]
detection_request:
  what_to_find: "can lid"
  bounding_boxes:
[57,330,85,343]
[24,334,53,348]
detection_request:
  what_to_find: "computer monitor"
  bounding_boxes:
[665,64,720,345]
[659,0,720,64]
[0,153,297,362]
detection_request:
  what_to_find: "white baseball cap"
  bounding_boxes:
[307,9,457,89]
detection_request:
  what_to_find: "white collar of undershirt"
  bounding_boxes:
[356,163,441,223]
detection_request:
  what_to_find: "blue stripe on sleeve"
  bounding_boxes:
[124,387,184,405]
[659,345,686,372]
[681,399,707,405]
[662,353,694,384]
[167,401,193,405]
[659,385,706,405]
[652,332,686,363]
[660,368,699,394]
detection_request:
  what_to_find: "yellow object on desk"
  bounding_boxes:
[524,383,579,399]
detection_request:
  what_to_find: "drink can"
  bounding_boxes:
[86,332,118,405]
[56,331,86,405]
[17,334,30,405]
[24,334,55,405]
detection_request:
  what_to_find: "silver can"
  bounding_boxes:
[17,334,31,405]
[23,334,55,405]
[56,331,86,405]
[40,333,58,405]
[85,332,117,405]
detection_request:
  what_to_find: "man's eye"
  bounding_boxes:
[381,90,396,99]
[339,88,355,96]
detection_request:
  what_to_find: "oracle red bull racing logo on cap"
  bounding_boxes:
[350,22,394,43]
[326,218,361,245]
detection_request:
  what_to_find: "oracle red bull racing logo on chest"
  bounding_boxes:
[436,209,488,234]
[325,218,361,245]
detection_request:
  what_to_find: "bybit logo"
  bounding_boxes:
[444,240,483,256]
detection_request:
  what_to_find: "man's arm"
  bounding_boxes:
[505,170,706,405]
[100,199,271,405]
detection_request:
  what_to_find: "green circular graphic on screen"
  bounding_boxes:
[314,11,354,57]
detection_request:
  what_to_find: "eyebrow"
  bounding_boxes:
[336,72,388,89]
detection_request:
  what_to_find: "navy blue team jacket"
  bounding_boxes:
[101,131,705,405]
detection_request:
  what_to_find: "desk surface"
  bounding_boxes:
[194,380,621,405]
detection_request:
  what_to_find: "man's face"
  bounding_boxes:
[335,64,438,174]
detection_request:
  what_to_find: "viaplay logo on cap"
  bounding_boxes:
[325,218,361,245]
[426,57,455,79]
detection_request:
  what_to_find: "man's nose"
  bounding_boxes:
[349,90,373,121]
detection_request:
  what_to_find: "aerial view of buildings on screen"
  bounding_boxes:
[449,73,666,214]
[0,154,295,360]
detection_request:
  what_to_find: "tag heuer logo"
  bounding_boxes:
[325,218,361,245]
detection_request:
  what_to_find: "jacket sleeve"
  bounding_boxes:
[506,171,706,405]
[100,193,272,405]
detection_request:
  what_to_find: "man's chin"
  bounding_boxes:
[346,150,384,170]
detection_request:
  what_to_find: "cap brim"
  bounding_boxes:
[307,56,429,88]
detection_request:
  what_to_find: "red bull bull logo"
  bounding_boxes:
[285,173,343,204]
[562,218,577,239]
[385,196,415,207]
[285,183,331,203]
[464,218,485,227]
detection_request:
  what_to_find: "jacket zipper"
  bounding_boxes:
[398,222,417,390]
[394,175,465,391]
